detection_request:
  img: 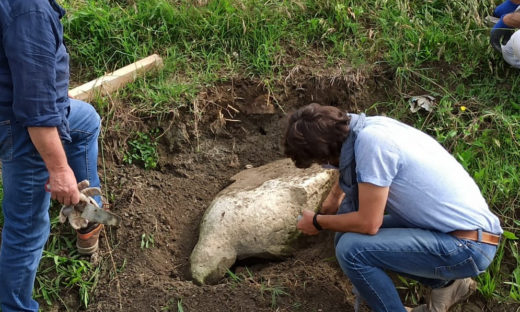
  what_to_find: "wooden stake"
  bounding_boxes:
[69,54,164,101]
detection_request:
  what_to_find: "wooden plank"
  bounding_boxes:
[69,54,164,101]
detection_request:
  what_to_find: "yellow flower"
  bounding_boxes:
[460,106,467,111]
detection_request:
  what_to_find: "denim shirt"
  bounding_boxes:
[0,0,71,141]
[337,113,366,215]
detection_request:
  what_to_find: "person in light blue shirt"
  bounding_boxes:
[0,1,103,311]
[284,103,502,312]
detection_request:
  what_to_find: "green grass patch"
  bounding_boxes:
[35,216,100,309]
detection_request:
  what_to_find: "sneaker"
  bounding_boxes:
[410,278,477,312]
[76,223,103,255]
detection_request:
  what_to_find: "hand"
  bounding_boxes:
[297,210,320,235]
[320,179,345,214]
[321,191,345,215]
[48,166,80,206]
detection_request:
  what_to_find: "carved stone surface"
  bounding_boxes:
[190,158,338,284]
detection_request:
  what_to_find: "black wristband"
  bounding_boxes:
[312,213,323,231]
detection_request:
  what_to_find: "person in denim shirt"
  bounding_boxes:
[0,1,102,311]
[284,103,502,312]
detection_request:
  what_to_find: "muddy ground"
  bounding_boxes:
[49,66,517,312]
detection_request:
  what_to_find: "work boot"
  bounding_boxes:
[76,223,103,255]
[411,278,477,312]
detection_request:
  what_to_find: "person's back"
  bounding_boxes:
[354,116,502,234]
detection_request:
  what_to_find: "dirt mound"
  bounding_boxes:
[81,68,498,312]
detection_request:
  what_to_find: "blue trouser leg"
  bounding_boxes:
[335,228,498,312]
[63,99,102,207]
[0,100,101,311]
[494,0,520,17]
[0,121,50,312]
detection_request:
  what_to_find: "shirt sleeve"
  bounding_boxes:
[354,127,401,187]
[3,11,61,127]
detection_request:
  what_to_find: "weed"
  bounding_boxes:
[260,283,289,308]
[177,299,185,312]
[123,131,159,170]
[140,233,155,249]
[226,269,242,283]
[478,231,516,298]
[160,298,184,312]
[507,241,520,301]
[35,228,99,309]
[396,276,422,306]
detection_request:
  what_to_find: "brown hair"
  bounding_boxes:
[284,103,350,168]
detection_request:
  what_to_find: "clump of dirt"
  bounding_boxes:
[77,66,504,312]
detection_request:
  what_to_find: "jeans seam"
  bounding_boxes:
[69,129,95,135]
[463,240,495,264]
[0,120,13,161]
[351,250,391,311]
[85,133,91,184]
[69,129,95,184]
[434,256,480,278]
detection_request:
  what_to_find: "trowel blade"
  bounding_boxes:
[81,203,121,226]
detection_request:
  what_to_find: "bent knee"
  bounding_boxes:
[335,233,367,264]
[69,99,101,132]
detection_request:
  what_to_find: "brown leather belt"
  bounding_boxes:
[450,230,501,246]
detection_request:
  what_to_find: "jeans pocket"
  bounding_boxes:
[435,257,481,280]
[0,120,13,161]
[464,240,497,271]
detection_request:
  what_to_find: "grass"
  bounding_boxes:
[226,268,289,308]
[260,283,290,308]
[34,214,100,310]
[0,0,517,309]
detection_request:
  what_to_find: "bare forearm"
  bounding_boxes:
[321,178,345,214]
[27,127,68,172]
[317,212,379,235]
[27,126,80,205]
[317,183,387,235]
[504,12,520,28]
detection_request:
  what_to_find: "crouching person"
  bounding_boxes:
[284,103,502,312]
[490,0,520,68]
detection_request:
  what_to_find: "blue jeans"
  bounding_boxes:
[0,99,101,312]
[335,220,498,312]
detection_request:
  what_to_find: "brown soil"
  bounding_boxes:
[46,65,515,312]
